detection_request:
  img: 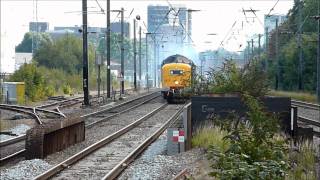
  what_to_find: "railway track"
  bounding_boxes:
[0,91,160,165]
[0,104,65,124]
[291,100,320,111]
[35,103,183,179]
[291,100,320,137]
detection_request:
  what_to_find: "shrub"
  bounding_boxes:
[196,60,270,97]
[62,84,72,95]
[207,94,289,179]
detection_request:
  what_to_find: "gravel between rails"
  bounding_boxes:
[0,92,163,179]
[298,107,320,123]
[118,135,207,180]
[83,93,160,126]
[44,97,165,165]
[51,104,182,179]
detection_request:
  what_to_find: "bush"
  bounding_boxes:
[10,63,47,101]
[195,60,270,97]
[62,84,72,95]
[207,94,289,180]
[45,85,55,97]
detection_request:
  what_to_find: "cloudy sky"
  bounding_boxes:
[1,0,294,73]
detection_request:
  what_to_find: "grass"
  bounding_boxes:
[268,90,317,103]
[192,124,230,152]
[286,141,318,180]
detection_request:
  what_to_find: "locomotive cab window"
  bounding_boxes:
[170,70,183,75]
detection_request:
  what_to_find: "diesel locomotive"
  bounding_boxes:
[161,54,195,103]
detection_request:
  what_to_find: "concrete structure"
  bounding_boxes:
[14,53,33,70]
[29,22,49,32]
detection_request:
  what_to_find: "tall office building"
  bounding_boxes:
[147,5,170,33]
[29,22,49,32]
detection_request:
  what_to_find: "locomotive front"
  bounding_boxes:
[161,54,194,103]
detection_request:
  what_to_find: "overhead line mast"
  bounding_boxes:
[82,0,89,105]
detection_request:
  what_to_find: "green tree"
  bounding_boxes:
[33,34,96,74]
[15,32,52,53]
[265,0,318,93]
[9,63,47,101]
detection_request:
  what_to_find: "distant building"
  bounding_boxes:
[29,22,49,32]
[264,15,287,40]
[48,29,81,40]
[110,22,130,38]
[51,24,130,39]
[147,5,190,36]
[15,53,33,70]
[148,5,170,33]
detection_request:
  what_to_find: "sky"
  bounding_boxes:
[0,0,294,73]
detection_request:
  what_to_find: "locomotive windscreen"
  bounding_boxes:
[162,54,194,66]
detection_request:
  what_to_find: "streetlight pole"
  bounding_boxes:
[82,0,89,105]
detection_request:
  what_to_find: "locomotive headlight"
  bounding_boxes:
[175,80,179,85]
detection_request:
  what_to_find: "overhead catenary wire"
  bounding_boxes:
[267,0,280,17]
[94,0,105,14]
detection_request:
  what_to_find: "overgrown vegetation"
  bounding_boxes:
[287,141,317,180]
[191,59,318,180]
[192,125,230,151]
[268,90,317,103]
[11,33,133,102]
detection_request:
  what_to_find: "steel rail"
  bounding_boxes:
[0,149,25,164]
[0,92,160,163]
[291,100,320,110]
[102,104,184,180]
[81,91,160,118]
[298,116,320,137]
[0,105,39,121]
[34,104,167,180]
[37,97,83,109]
[0,104,65,118]
[298,116,320,127]
[86,94,160,128]
[0,134,26,147]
